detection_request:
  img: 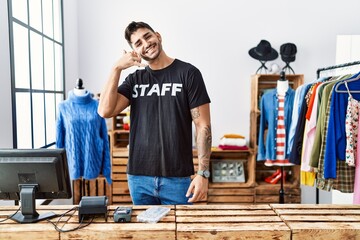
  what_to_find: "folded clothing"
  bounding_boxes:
[218,145,249,150]
[219,137,247,147]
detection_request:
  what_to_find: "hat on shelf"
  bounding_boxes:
[280,43,297,63]
[248,40,278,61]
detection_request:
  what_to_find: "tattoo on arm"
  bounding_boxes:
[191,108,200,120]
[197,125,212,171]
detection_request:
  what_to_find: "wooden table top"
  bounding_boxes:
[0,204,360,240]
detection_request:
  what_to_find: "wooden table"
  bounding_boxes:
[271,204,360,240]
[0,205,176,240]
[1,204,360,239]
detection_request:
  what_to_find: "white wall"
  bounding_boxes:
[75,0,360,147]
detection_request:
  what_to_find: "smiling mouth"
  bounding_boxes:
[145,44,156,54]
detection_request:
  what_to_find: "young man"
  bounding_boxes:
[98,21,211,204]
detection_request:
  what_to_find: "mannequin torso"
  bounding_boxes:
[277,70,289,95]
[73,88,87,96]
[277,80,289,95]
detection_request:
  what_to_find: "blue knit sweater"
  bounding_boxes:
[56,90,112,183]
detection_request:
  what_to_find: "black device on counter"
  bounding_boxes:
[114,206,132,223]
[78,196,108,222]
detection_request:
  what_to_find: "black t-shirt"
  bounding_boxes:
[118,59,211,177]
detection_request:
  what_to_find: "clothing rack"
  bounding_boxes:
[315,60,360,204]
[317,61,360,78]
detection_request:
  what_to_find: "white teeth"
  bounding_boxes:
[146,44,154,54]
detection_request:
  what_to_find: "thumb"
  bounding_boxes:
[185,182,194,197]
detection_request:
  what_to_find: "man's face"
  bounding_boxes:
[130,28,162,62]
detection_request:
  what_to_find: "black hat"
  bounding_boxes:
[249,40,278,61]
[280,43,297,62]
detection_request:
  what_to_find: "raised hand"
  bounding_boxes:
[114,50,147,70]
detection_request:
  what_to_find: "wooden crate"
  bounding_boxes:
[176,204,290,239]
[112,148,132,205]
[255,164,301,204]
[255,182,301,204]
[73,176,112,205]
[271,204,360,240]
[209,149,256,188]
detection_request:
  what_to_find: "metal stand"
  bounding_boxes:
[282,62,295,74]
[256,60,268,74]
[279,166,285,204]
[315,60,360,204]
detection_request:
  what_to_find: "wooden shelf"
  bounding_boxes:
[250,74,304,204]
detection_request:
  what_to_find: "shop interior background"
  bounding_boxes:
[1,0,359,205]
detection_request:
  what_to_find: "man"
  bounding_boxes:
[98,21,211,204]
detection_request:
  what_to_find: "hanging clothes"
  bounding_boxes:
[324,73,360,179]
[289,84,312,165]
[56,90,112,184]
[354,120,360,203]
[257,88,295,162]
[344,81,359,167]
[300,82,322,186]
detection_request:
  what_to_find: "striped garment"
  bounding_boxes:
[276,94,286,160]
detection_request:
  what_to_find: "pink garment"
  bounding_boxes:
[354,115,360,204]
[345,81,359,167]
[218,145,249,150]
[301,83,323,172]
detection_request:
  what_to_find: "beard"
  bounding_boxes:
[140,42,162,62]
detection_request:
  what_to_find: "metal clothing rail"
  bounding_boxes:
[315,60,360,204]
[317,61,360,78]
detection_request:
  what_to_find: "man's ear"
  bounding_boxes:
[155,32,162,42]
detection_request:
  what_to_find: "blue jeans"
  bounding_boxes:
[127,174,193,205]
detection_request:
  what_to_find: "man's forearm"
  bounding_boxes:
[98,68,122,118]
[196,125,212,171]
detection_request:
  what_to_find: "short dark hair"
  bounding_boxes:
[124,21,155,46]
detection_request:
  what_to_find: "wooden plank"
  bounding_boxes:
[0,224,59,240]
[112,181,130,194]
[112,157,128,165]
[112,173,127,181]
[112,165,127,173]
[291,222,360,240]
[255,195,300,204]
[176,209,276,216]
[271,204,360,240]
[281,215,360,222]
[89,179,96,196]
[177,215,283,223]
[176,221,289,239]
[208,188,255,195]
[60,224,175,240]
[271,204,360,209]
[72,179,81,204]
[112,148,129,158]
[207,195,254,203]
[112,195,133,203]
[176,205,272,210]
[274,209,360,215]
[176,204,290,240]
[256,185,301,195]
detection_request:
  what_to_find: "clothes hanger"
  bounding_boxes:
[334,72,360,93]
